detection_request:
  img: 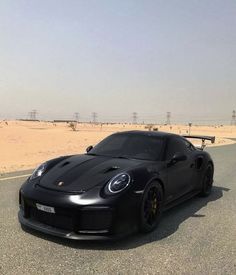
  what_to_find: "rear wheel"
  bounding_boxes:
[139,181,164,233]
[199,164,213,197]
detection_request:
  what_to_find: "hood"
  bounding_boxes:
[38,154,145,193]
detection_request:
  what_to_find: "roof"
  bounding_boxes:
[114,130,179,138]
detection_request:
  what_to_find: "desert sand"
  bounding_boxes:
[0,120,236,174]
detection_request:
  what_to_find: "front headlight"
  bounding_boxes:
[30,162,47,180]
[107,173,131,194]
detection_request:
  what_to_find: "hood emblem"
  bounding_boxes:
[57,181,64,187]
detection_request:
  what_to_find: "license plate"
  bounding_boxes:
[36,203,55,214]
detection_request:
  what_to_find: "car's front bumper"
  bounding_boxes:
[18,183,141,240]
[18,210,125,240]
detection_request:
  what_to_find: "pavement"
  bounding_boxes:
[0,145,236,275]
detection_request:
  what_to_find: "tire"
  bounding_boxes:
[139,181,164,233]
[199,164,213,197]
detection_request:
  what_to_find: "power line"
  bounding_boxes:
[10,110,235,125]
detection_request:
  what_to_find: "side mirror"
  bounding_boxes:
[86,145,93,153]
[169,152,187,165]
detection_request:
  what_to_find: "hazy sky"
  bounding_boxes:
[0,0,235,123]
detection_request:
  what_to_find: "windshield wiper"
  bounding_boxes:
[87,154,132,160]
[113,155,132,160]
[87,153,111,157]
[114,155,153,161]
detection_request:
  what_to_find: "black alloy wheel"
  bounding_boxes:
[200,164,213,197]
[140,181,164,233]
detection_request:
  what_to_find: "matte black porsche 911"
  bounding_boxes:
[18,131,215,240]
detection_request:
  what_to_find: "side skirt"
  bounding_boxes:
[163,190,200,211]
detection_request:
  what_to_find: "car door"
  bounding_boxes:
[165,137,196,202]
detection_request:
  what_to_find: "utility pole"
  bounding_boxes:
[29,110,37,120]
[231,110,236,125]
[188,122,192,135]
[132,112,138,124]
[92,112,97,123]
[166,112,171,125]
[74,112,79,122]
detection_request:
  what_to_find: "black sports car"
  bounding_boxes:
[18,131,215,240]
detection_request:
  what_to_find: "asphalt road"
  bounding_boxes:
[0,145,236,275]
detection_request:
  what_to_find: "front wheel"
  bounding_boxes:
[199,164,213,197]
[139,181,164,233]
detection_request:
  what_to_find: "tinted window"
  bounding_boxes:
[88,133,164,161]
[165,137,190,160]
[184,139,196,152]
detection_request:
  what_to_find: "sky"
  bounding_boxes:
[0,0,235,123]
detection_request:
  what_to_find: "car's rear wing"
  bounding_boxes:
[183,135,215,150]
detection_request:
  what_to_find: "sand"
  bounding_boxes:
[0,120,236,174]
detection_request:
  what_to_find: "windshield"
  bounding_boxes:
[88,133,164,161]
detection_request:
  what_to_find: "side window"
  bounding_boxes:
[165,138,189,160]
[184,140,196,152]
